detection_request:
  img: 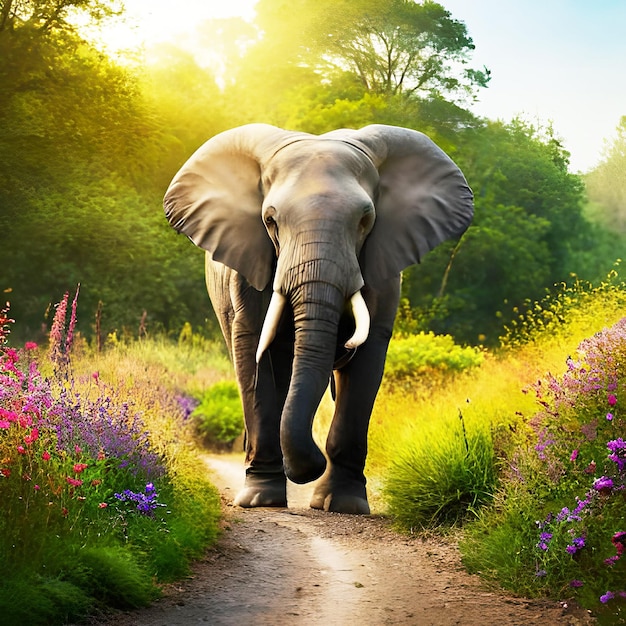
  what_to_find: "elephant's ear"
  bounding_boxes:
[350,124,473,289]
[164,124,301,291]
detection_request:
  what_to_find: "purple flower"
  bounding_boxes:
[600,591,615,604]
[535,569,547,577]
[555,507,570,522]
[566,536,585,554]
[537,532,553,550]
[593,476,614,493]
[607,438,626,471]
[569,449,578,462]
[114,483,164,516]
[606,412,614,421]
[569,580,584,588]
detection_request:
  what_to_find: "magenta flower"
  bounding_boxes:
[612,531,626,556]
[607,393,617,406]
[570,449,579,462]
[24,342,38,350]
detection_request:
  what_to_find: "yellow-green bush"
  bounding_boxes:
[192,381,244,448]
[384,332,484,383]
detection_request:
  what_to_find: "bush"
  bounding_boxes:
[384,416,496,529]
[192,381,244,448]
[384,332,484,385]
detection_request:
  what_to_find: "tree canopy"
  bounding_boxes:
[0,0,620,346]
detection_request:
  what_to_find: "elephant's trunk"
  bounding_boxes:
[279,276,345,483]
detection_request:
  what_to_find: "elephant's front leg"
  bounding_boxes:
[206,261,289,508]
[310,278,400,514]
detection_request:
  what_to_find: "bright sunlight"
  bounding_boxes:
[83,0,257,56]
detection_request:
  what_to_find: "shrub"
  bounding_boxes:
[192,381,244,448]
[384,332,484,385]
[384,414,496,529]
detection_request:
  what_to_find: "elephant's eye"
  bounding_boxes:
[359,206,375,234]
[264,206,277,226]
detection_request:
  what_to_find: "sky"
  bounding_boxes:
[108,0,626,173]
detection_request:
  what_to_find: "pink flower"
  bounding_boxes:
[24,342,38,350]
[608,394,617,406]
[66,477,83,487]
[570,449,579,462]
[98,502,108,509]
[74,445,82,455]
[42,451,51,461]
[607,413,614,421]
[24,428,39,444]
[73,463,88,474]
[16,445,26,455]
[0,468,10,477]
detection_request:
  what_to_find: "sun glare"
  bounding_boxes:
[86,0,257,56]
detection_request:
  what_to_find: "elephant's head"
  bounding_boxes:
[164,123,473,483]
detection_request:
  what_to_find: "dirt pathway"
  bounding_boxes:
[94,454,594,626]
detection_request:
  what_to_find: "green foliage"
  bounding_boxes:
[0,0,617,352]
[192,381,244,447]
[384,331,484,383]
[460,317,626,621]
[68,546,159,609]
[385,419,496,528]
[0,576,93,626]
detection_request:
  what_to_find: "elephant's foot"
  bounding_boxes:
[310,467,370,515]
[234,469,287,508]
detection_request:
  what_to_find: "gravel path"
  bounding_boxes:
[89,454,595,626]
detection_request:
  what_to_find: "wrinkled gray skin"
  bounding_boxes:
[164,124,473,514]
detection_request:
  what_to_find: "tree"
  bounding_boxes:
[0,0,122,35]
[253,0,490,102]
[585,116,626,235]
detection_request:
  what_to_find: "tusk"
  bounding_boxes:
[256,291,287,363]
[344,290,370,349]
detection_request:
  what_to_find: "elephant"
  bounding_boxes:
[164,123,473,514]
